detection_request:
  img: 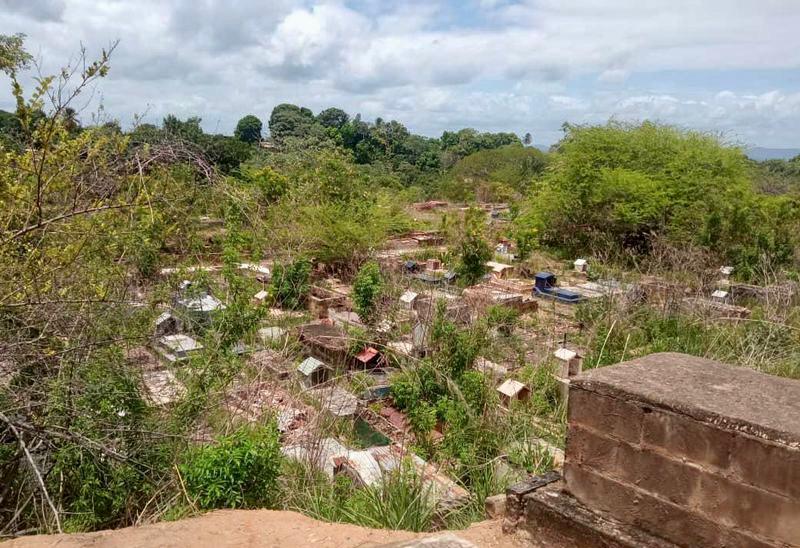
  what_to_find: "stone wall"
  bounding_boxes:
[563,352,800,547]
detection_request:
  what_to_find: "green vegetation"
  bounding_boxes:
[1,34,799,540]
[578,301,800,380]
[455,208,493,285]
[352,262,384,323]
[517,122,800,280]
[181,423,282,510]
[283,462,437,532]
[438,144,547,201]
[271,259,312,310]
[234,115,263,144]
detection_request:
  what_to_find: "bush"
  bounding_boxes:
[455,207,492,285]
[271,258,311,310]
[439,144,548,201]
[180,423,282,510]
[352,261,383,323]
[485,304,520,335]
[517,121,800,275]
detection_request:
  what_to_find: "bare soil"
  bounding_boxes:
[7,510,529,548]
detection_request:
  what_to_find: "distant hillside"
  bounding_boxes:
[746,147,800,161]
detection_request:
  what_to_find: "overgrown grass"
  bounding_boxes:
[580,300,800,379]
[281,460,437,532]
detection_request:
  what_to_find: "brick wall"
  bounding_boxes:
[563,353,800,547]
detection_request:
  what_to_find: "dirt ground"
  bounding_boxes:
[7,510,530,548]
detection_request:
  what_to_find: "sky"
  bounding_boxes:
[1,0,800,147]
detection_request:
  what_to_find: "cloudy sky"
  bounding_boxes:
[2,0,800,147]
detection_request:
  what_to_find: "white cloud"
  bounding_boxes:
[0,0,798,146]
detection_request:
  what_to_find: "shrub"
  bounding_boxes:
[271,258,311,310]
[513,226,537,261]
[455,207,491,285]
[485,304,520,335]
[516,121,800,275]
[180,423,282,510]
[352,261,383,323]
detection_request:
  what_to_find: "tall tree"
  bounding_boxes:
[268,103,317,143]
[162,115,204,142]
[234,114,262,144]
[0,33,32,75]
[317,107,349,129]
[61,107,81,135]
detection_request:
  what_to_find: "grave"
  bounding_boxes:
[297,356,330,389]
[513,352,800,547]
[311,385,360,418]
[142,369,185,406]
[155,334,203,362]
[497,379,530,408]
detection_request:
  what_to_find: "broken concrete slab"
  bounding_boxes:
[155,334,203,362]
[484,494,506,519]
[142,369,185,406]
[310,385,360,418]
[258,326,287,345]
[249,349,292,379]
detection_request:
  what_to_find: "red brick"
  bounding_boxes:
[564,464,778,548]
[569,388,643,445]
[729,434,800,499]
[641,407,734,470]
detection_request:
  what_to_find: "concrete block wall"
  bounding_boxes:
[563,352,800,547]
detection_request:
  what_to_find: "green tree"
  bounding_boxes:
[242,165,289,204]
[234,114,262,144]
[163,114,204,142]
[268,103,318,143]
[517,121,799,275]
[0,33,32,75]
[456,207,491,285]
[352,261,383,323]
[440,144,547,201]
[317,107,349,129]
[61,107,81,135]
[203,133,254,173]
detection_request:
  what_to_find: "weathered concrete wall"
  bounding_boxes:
[564,352,800,547]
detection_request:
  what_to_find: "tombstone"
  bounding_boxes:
[553,347,583,379]
[154,311,180,338]
[412,322,428,356]
[252,289,269,306]
[355,346,381,369]
[711,289,729,303]
[174,283,225,328]
[399,290,418,309]
[258,326,286,345]
[156,334,203,362]
[297,356,329,389]
[496,379,530,408]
